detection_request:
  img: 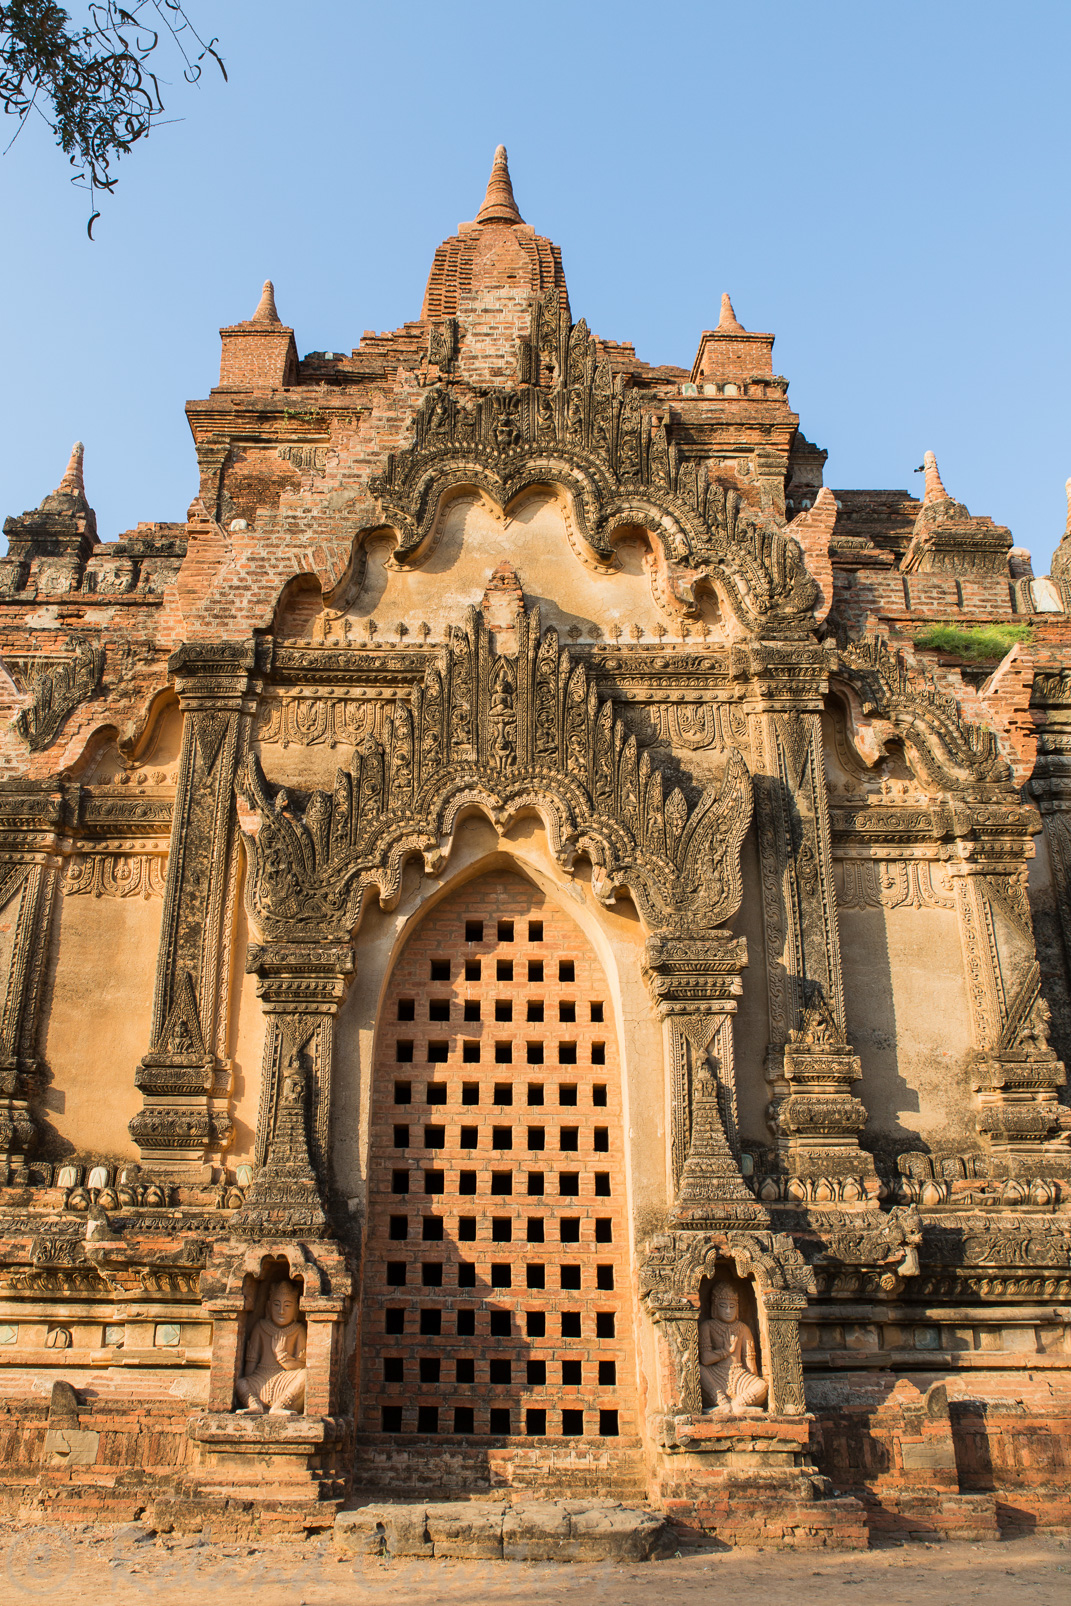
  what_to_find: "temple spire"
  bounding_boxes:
[251,279,281,324]
[716,291,746,334]
[56,441,85,498]
[475,144,524,226]
[1064,477,1071,536]
[922,450,950,504]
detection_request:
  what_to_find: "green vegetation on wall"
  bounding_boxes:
[911,622,1033,663]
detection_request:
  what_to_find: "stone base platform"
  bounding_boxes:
[334,1499,668,1562]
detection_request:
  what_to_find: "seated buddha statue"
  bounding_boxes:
[235,1277,307,1415]
[698,1279,768,1415]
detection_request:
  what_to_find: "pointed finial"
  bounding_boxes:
[251,279,281,324]
[716,292,746,334]
[1064,477,1071,536]
[922,450,950,504]
[475,144,524,226]
[56,441,85,498]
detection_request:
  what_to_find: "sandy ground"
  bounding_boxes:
[0,1525,1068,1606]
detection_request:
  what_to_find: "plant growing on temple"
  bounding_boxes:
[0,0,224,231]
[912,621,1033,664]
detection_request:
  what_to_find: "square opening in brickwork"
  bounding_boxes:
[527,1217,544,1242]
[429,999,450,1022]
[420,1357,440,1383]
[397,999,415,1021]
[393,1125,409,1149]
[559,961,575,983]
[599,1360,617,1385]
[389,1215,408,1240]
[497,920,514,941]
[463,1041,480,1062]
[528,960,544,983]
[383,1357,404,1383]
[381,1406,403,1432]
[526,1408,547,1436]
[561,1312,581,1337]
[459,1171,477,1194]
[492,1217,512,1242]
[594,1172,611,1196]
[599,1410,619,1436]
[528,921,543,942]
[562,1359,582,1385]
[458,1216,476,1240]
[464,1001,481,1023]
[394,1080,412,1104]
[462,1081,480,1104]
[559,1129,579,1152]
[560,1265,581,1290]
[418,1405,439,1434]
[526,1264,545,1288]
[396,1042,414,1063]
[385,1309,405,1334]
[428,1043,449,1063]
[490,1358,512,1384]
[456,1358,474,1383]
[465,960,481,981]
[426,1083,447,1104]
[527,1001,544,1023]
[495,1043,512,1064]
[492,1126,513,1150]
[495,1000,513,1022]
[558,1084,578,1106]
[592,1083,607,1106]
[590,1001,604,1022]
[527,1042,544,1064]
[526,1311,546,1338]
[424,1125,445,1149]
[430,960,450,981]
[424,1170,444,1193]
[490,1172,512,1195]
[527,1083,544,1106]
[591,1043,606,1065]
[422,1216,443,1240]
[559,1218,580,1243]
[454,1406,475,1434]
[596,1312,615,1338]
[460,1125,478,1149]
[497,960,514,982]
[386,1262,406,1286]
[490,1408,511,1435]
[527,1172,545,1195]
[489,1311,511,1337]
[419,1309,442,1336]
[595,1218,612,1242]
[465,921,484,942]
[527,1360,547,1386]
[559,1001,576,1023]
[593,1126,609,1152]
[391,1170,409,1194]
[457,1309,476,1335]
[458,1262,476,1287]
[596,1265,614,1290]
[562,1410,584,1436]
[493,1082,513,1105]
[559,1043,578,1065]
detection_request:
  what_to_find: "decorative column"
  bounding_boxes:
[745,650,876,1192]
[0,841,61,1181]
[131,641,264,1168]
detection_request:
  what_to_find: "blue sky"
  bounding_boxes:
[2,0,1069,570]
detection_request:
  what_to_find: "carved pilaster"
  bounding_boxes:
[0,859,59,1179]
[232,942,355,1239]
[131,641,264,1167]
[758,1289,808,1416]
[750,699,874,1183]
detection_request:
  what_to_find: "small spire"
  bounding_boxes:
[1064,477,1071,536]
[922,450,950,504]
[475,144,523,226]
[56,441,85,498]
[251,279,281,324]
[716,291,746,334]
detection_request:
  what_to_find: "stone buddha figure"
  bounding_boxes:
[235,1277,308,1415]
[698,1278,768,1415]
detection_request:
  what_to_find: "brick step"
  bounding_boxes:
[335,1498,667,1561]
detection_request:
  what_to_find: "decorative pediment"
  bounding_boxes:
[5,637,104,752]
[238,593,753,942]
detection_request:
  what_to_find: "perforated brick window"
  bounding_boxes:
[362,872,634,1446]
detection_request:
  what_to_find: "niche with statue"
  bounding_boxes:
[234,1259,308,1416]
[698,1267,768,1415]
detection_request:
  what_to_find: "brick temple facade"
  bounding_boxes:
[0,146,1069,1545]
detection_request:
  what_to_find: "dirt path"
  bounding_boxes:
[1,1525,1069,1606]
